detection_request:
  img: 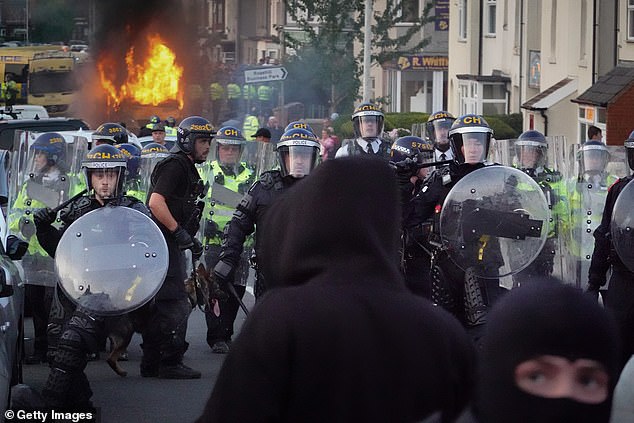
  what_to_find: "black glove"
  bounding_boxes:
[172,225,194,250]
[213,259,234,286]
[191,239,203,261]
[33,207,57,228]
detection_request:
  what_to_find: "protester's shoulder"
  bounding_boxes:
[610,175,632,191]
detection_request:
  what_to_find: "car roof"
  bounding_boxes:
[0,118,89,150]
[0,105,49,121]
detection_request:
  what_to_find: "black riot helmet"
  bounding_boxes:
[449,114,493,164]
[176,115,215,154]
[516,130,548,171]
[276,128,321,178]
[214,126,246,171]
[579,140,609,175]
[284,120,315,136]
[81,144,127,199]
[141,142,169,158]
[389,136,435,173]
[166,116,176,127]
[92,123,129,146]
[149,115,161,125]
[626,130,634,171]
[426,111,456,152]
[31,132,66,169]
[352,102,384,141]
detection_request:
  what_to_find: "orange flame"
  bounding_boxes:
[98,34,184,111]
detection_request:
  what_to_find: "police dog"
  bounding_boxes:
[104,306,151,377]
[104,263,215,377]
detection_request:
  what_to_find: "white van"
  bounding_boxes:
[0,105,49,121]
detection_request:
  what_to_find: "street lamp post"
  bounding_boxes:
[362,0,372,102]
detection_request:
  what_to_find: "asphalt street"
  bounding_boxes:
[20,290,255,423]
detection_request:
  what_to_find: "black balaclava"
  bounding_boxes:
[475,281,621,423]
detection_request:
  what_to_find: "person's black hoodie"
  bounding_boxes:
[196,156,476,423]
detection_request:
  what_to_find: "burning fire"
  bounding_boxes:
[98,34,184,111]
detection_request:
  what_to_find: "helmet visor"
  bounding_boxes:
[582,149,609,173]
[459,132,490,164]
[427,119,453,146]
[84,167,125,199]
[516,143,547,169]
[280,145,319,178]
[354,115,384,139]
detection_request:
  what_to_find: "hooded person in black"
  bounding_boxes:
[196,156,476,423]
[471,281,622,423]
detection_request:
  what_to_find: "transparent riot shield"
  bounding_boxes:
[611,180,634,273]
[490,136,568,281]
[7,131,89,286]
[55,206,168,316]
[138,146,170,201]
[440,166,549,282]
[197,139,256,267]
[254,140,277,178]
[558,143,628,289]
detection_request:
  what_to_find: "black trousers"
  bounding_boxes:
[204,245,249,346]
[604,267,634,367]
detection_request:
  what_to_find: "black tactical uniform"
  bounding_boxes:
[35,146,148,409]
[216,169,299,298]
[405,115,506,342]
[588,175,634,364]
[142,150,206,377]
[214,127,322,300]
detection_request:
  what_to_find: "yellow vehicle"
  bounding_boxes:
[27,51,78,116]
[0,45,78,116]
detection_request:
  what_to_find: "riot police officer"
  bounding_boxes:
[143,116,213,379]
[213,127,321,299]
[92,122,129,146]
[199,126,255,354]
[426,111,456,162]
[10,133,72,364]
[34,144,148,408]
[512,130,564,284]
[335,102,391,159]
[588,129,634,364]
[407,114,505,335]
[391,135,436,299]
[565,140,618,289]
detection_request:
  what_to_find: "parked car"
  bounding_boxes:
[0,149,26,417]
[0,118,89,150]
[0,106,49,121]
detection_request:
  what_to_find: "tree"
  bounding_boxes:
[280,0,434,115]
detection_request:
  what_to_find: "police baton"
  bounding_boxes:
[51,189,88,213]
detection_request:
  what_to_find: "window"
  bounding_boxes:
[458,80,508,115]
[579,0,587,61]
[629,0,634,40]
[401,0,420,22]
[211,0,225,32]
[549,0,557,62]
[458,0,468,41]
[485,0,497,36]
